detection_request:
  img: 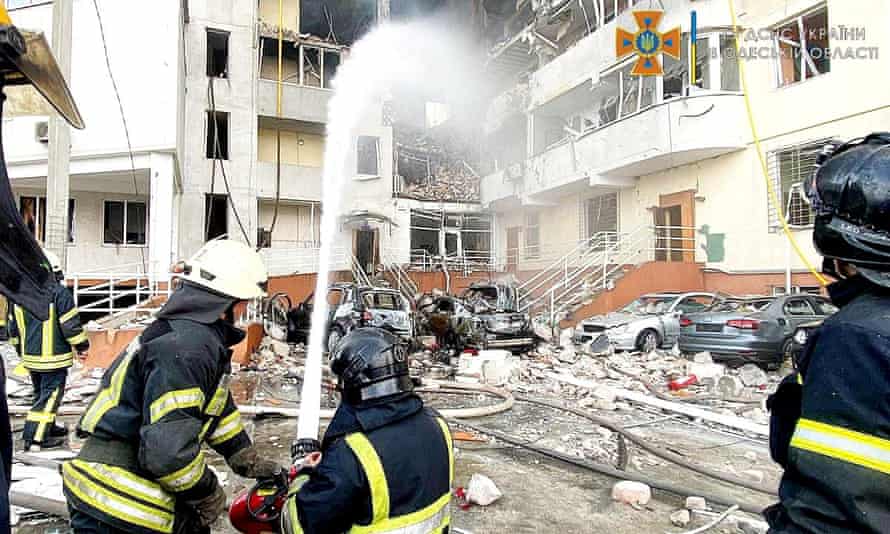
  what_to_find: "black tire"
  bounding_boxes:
[327,327,344,353]
[776,338,795,370]
[636,329,660,353]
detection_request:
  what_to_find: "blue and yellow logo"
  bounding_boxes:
[616,10,681,76]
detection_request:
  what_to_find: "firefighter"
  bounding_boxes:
[7,250,89,451]
[281,327,453,534]
[63,240,283,534]
[765,133,890,533]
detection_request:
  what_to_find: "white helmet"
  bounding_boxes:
[178,240,268,300]
[42,249,62,274]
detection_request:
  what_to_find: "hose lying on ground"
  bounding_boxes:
[516,395,777,496]
[449,418,767,516]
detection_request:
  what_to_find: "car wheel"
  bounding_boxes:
[327,328,344,353]
[779,338,795,368]
[636,329,660,353]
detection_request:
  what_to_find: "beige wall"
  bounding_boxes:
[258,127,324,167]
[258,0,299,29]
[258,200,321,244]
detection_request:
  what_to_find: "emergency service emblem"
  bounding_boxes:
[616,10,681,76]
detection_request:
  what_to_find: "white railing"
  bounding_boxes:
[520,226,698,322]
[380,249,421,300]
[259,245,349,277]
[69,261,171,318]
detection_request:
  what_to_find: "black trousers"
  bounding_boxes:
[69,506,212,534]
[22,368,67,446]
[0,356,11,534]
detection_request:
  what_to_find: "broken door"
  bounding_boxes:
[354,228,378,277]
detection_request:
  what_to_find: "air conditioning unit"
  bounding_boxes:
[35,121,49,143]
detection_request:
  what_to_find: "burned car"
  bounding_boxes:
[286,283,413,351]
[415,293,476,353]
[461,282,534,352]
[574,292,719,352]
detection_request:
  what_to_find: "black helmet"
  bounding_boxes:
[329,327,413,404]
[808,133,890,287]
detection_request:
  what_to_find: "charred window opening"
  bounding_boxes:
[206,111,229,160]
[299,0,376,46]
[19,196,75,243]
[391,0,448,20]
[775,6,830,87]
[397,150,431,187]
[410,209,492,266]
[206,29,229,78]
[205,194,229,241]
[357,136,380,176]
[259,38,341,88]
[584,193,618,245]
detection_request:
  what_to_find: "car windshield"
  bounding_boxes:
[362,291,404,311]
[710,299,774,313]
[464,285,518,312]
[621,296,676,315]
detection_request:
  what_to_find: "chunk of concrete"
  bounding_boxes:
[717,375,745,398]
[738,363,769,387]
[466,473,502,506]
[685,496,707,511]
[670,509,692,527]
[687,362,725,384]
[693,352,713,363]
[611,481,652,506]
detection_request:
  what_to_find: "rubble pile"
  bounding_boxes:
[394,124,482,203]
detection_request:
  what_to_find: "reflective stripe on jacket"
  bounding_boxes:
[345,418,453,534]
[7,282,87,371]
[64,317,250,533]
[283,405,453,534]
[766,277,890,533]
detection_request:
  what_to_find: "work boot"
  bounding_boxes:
[49,423,68,438]
[25,435,66,452]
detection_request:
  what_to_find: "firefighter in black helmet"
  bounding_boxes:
[765,133,890,533]
[281,327,454,534]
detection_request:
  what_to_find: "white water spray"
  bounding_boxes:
[296,20,483,440]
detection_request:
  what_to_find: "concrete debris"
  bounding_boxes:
[744,451,759,462]
[611,481,652,506]
[738,364,769,388]
[741,469,766,484]
[736,516,770,534]
[669,509,692,527]
[717,375,745,399]
[692,352,713,363]
[465,473,502,506]
[685,496,708,511]
[686,362,725,385]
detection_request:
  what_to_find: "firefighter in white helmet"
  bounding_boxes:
[63,240,284,534]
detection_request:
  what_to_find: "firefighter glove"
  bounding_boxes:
[227,444,284,480]
[184,478,227,527]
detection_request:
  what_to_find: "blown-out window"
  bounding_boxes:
[104,200,146,246]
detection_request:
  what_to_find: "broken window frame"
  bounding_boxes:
[773,5,831,87]
[258,37,342,89]
[103,200,147,247]
[583,192,619,248]
[409,210,492,268]
[768,139,836,230]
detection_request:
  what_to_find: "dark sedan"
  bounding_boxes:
[679,294,838,368]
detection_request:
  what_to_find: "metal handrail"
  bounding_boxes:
[516,231,616,294]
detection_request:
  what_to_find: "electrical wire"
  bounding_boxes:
[208,77,251,243]
[91,0,148,276]
[727,0,827,286]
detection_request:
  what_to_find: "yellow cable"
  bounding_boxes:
[727,0,828,286]
[277,0,283,116]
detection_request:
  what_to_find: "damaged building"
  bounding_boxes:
[478,0,890,323]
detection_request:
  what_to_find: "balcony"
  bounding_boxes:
[256,160,323,202]
[481,167,526,208]
[257,80,331,123]
[481,93,746,204]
